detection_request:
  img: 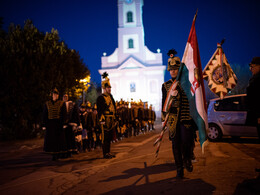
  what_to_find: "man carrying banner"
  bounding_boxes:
[162,49,196,179]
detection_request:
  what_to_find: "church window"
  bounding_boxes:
[130,82,136,92]
[128,39,134,48]
[127,11,133,23]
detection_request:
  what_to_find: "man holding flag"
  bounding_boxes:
[159,11,208,179]
[161,49,196,179]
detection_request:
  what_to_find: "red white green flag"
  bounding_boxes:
[177,12,208,152]
[203,43,237,99]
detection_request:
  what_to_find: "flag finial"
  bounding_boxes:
[220,38,225,46]
[193,9,198,21]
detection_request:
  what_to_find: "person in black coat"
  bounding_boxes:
[161,50,195,179]
[42,88,67,161]
[246,57,260,140]
[96,72,117,159]
[63,94,80,157]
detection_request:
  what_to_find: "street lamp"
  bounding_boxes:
[79,75,91,103]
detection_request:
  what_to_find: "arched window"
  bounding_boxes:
[128,39,134,48]
[127,11,133,23]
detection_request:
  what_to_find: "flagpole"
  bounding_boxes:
[219,39,228,92]
[193,9,198,22]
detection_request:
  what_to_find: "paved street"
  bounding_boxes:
[0,122,260,195]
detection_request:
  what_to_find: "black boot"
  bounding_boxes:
[184,159,193,172]
[172,142,184,178]
[176,167,184,179]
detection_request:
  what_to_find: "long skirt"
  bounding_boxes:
[44,119,67,154]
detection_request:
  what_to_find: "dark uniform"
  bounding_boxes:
[148,105,156,130]
[96,72,117,159]
[63,98,80,156]
[85,103,94,151]
[162,49,195,178]
[92,104,101,148]
[246,57,260,139]
[42,89,67,160]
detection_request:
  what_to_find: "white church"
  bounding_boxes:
[99,0,166,117]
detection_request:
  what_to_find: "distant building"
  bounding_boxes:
[99,0,166,117]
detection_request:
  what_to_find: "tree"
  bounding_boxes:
[85,81,100,106]
[0,20,89,140]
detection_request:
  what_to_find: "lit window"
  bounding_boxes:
[130,82,136,92]
[128,39,134,48]
[127,11,133,23]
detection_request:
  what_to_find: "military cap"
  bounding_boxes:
[52,88,59,94]
[86,101,92,109]
[101,72,112,89]
[167,49,181,71]
[80,103,86,108]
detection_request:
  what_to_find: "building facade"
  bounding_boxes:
[99,0,166,117]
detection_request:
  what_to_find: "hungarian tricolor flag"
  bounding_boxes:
[177,12,208,152]
[203,42,237,99]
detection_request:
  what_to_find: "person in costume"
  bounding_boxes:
[96,72,117,159]
[92,104,101,149]
[148,104,156,131]
[80,103,87,152]
[63,93,81,157]
[85,102,94,151]
[246,57,260,140]
[161,49,196,178]
[42,88,67,161]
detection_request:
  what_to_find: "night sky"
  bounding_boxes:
[1,0,260,83]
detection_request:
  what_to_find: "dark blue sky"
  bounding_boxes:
[1,0,260,83]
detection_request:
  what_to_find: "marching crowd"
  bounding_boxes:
[42,88,156,161]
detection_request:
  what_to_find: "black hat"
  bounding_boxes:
[249,57,260,66]
[52,88,59,95]
[80,103,86,108]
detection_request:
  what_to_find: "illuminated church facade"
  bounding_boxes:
[99,0,166,116]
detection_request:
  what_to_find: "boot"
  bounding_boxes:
[172,143,184,178]
[176,167,184,179]
[184,159,193,172]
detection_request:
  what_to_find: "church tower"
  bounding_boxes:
[99,0,166,117]
[117,0,145,63]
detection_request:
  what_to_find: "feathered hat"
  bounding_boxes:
[101,72,111,89]
[167,49,181,71]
